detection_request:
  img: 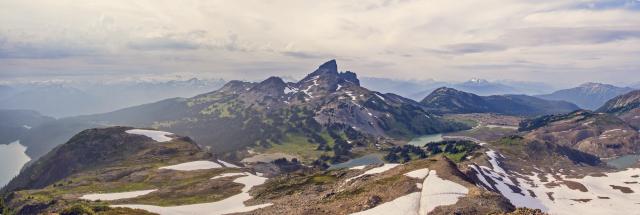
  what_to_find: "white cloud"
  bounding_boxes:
[0,0,638,85]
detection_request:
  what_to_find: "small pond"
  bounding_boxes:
[606,154,640,169]
[406,133,444,147]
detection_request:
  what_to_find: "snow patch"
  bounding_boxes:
[486,150,506,174]
[471,150,640,214]
[404,168,430,179]
[211,172,247,180]
[113,174,271,215]
[126,129,174,142]
[351,192,421,215]
[284,86,298,94]
[349,165,366,170]
[218,160,240,168]
[419,170,468,214]
[345,91,358,101]
[81,189,157,201]
[159,161,223,171]
[346,164,401,182]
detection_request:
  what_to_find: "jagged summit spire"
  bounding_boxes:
[304,59,338,79]
[294,60,361,94]
[318,59,337,72]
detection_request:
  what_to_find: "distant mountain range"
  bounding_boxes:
[360,77,556,100]
[18,60,468,161]
[537,82,635,110]
[0,78,226,118]
[420,87,580,117]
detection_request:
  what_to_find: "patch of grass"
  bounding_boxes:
[311,175,336,184]
[494,135,524,146]
[319,131,336,147]
[331,187,365,201]
[454,118,480,128]
[444,152,466,162]
[264,134,332,162]
[199,101,237,118]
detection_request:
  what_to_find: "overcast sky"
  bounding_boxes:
[0,0,639,86]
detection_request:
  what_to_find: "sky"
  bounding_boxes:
[0,0,639,86]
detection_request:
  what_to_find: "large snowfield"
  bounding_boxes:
[472,150,640,215]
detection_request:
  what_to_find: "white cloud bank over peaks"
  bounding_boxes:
[0,0,639,85]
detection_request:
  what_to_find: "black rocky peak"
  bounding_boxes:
[300,59,339,82]
[296,60,361,94]
[318,59,338,73]
[338,71,360,86]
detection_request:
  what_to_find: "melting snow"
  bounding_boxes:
[211,172,247,180]
[126,129,174,142]
[218,160,240,168]
[472,150,640,215]
[419,170,468,214]
[113,173,271,215]
[352,168,468,215]
[159,161,223,171]
[351,192,421,215]
[81,189,157,201]
[404,168,430,179]
[284,86,298,94]
[486,150,506,174]
[347,164,401,182]
[374,93,386,101]
[349,166,366,170]
[345,91,358,101]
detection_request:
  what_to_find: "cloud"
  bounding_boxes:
[0,0,639,86]
[427,43,507,54]
[281,51,328,59]
[501,28,640,46]
[128,37,201,51]
[0,39,99,59]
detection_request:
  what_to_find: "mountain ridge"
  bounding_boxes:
[420,87,580,117]
[19,60,468,163]
[537,82,635,110]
